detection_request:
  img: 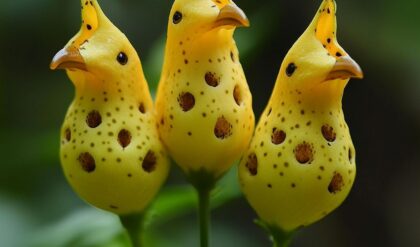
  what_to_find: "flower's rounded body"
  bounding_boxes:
[239,0,363,231]
[156,0,254,179]
[52,0,169,215]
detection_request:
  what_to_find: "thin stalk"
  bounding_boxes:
[271,230,293,247]
[197,186,211,247]
[255,219,295,247]
[187,169,217,247]
[120,213,144,247]
[270,225,295,247]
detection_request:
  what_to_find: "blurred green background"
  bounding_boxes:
[1,0,419,246]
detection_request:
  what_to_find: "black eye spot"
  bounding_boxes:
[117,52,128,65]
[173,11,183,24]
[286,63,297,77]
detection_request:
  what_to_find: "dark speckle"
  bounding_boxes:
[322,124,336,142]
[142,150,157,173]
[271,128,286,145]
[205,72,219,87]
[214,116,232,139]
[118,129,132,148]
[178,92,195,111]
[286,63,297,77]
[245,153,258,176]
[294,142,314,164]
[329,172,344,193]
[78,152,96,172]
[86,110,102,128]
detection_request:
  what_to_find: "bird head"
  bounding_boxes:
[167,0,249,41]
[50,0,142,90]
[277,0,363,95]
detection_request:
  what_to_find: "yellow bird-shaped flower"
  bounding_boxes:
[50,0,169,215]
[239,0,363,233]
[156,0,255,181]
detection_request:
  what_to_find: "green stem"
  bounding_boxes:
[197,186,211,247]
[270,228,294,247]
[254,219,295,247]
[120,213,144,247]
[188,169,217,247]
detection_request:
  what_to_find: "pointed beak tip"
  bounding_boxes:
[216,3,249,28]
[49,47,87,71]
[50,57,60,71]
[326,55,364,81]
[354,69,364,80]
[50,49,64,71]
[350,62,364,80]
[243,18,250,27]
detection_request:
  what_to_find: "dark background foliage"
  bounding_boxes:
[0,0,419,246]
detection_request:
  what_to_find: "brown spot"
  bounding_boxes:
[294,142,314,164]
[78,152,96,172]
[348,148,353,162]
[205,72,219,87]
[321,124,336,142]
[233,85,242,106]
[139,102,146,114]
[271,128,286,145]
[142,150,157,173]
[267,108,272,116]
[214,116,232,139]
[230,51,235,62]
[328,172,344,193]
[86,110,102,128]
[178,92,195,111]
[245,153,258,176]
[118,129,132,148]
[65,128,71,141]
